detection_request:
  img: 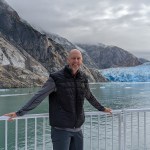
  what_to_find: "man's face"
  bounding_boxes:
[67,50,83,73]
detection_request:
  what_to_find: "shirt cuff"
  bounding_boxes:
[16,110,25,116]
[98,105,105,111]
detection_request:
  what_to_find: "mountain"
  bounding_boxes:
[0,33,48,76]
[100,62,150,82]
[46,33,143,70]
[77,43,142,69]
[0,0,67,72]
[0,33,49,88]
[47,33,98,69]
[138,58,150,64]
[0,0,107,88]
[0,64,47,88]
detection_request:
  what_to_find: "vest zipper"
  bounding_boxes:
[74,77,78,127]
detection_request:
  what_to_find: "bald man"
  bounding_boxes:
[4,49,111,150]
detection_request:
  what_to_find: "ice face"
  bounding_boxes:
[100,63,150,82]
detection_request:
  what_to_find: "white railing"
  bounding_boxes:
[1,109,150,150]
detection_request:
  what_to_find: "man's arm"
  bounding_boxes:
[4,77,56,120]
[85,83,112,113]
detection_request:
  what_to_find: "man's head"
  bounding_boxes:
[67,49,83,74]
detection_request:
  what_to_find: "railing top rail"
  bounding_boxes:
[123,108,150,112]
[85,110,122,115]
[1,108,150,121]
[0,113,49,121]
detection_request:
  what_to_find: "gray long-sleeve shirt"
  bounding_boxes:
[16,77,56,116]
[16,77,105,116]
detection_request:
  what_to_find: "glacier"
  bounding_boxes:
[99,62,150,82]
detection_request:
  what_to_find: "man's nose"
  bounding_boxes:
[74,58,78,62]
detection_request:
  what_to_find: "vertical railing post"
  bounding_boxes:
[131,113,133,150]
[34,118,37,150]
[42,117,46,150]
[118,112,122,150]
[5,120,8,150]
[123,110,127,150]
[137,112,139,150]
[25,118,28,150]
[90,115,92,150]
[15,119,18,150]
[105,115,107,150]
[144,112,146,150]
[112,114,114,150]
[98,115,100,150]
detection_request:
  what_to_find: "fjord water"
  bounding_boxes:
[1,82,150,115]
[0,82,150,150]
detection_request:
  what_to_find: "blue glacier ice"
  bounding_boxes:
[99,62,150,82]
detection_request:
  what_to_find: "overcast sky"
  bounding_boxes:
[5,0,150,59]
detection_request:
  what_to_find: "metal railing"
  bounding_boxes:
[1,109,150,150]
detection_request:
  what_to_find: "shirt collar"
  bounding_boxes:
[64,65,81,78]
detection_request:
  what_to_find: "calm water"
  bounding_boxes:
[1,82,150,150]
[1,82,150,115]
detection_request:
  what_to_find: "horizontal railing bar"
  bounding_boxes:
[85,110,122,115]
[14,113,49,120]
[123,108,150,112]
[0,113,48,121]
[1,108,150,121]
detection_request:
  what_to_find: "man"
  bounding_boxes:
[4,49,112,150]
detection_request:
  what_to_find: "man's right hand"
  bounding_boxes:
[4,112,17,121]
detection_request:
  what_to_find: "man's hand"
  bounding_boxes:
[104,107,112,114]
[4,112,17,121]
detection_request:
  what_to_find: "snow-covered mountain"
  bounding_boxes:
[100,62,150,82]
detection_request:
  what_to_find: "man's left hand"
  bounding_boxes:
[104,107,112,114]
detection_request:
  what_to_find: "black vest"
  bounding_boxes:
[49,66,88,128]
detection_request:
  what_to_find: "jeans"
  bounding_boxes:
[51,127,83,150]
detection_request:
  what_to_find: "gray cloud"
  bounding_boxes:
[5,0,150,59]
